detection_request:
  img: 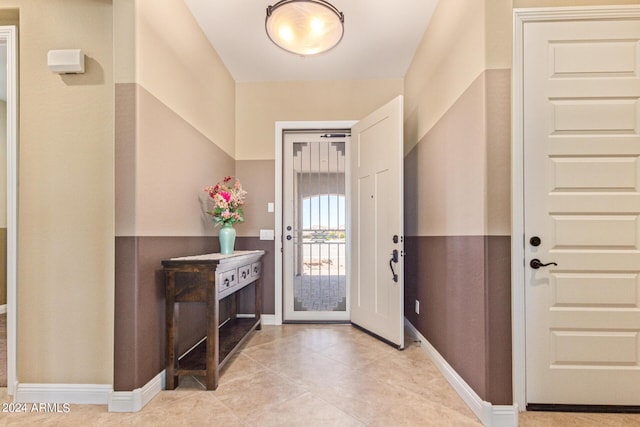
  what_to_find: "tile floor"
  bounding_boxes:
[1,324,640,426]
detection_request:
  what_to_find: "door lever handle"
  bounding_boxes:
[530,258,557,269]
[389,250,399,282]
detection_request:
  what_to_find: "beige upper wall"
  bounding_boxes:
[405,73,489,237]
[403,0,513,236]
[487,0,514,69]
[113,0,237,237]
[404,0,489,154]
[114,0,135,84]
[403,0,514,154]
[235,79,404,161]
[0,0,114,384]
[133,85,235,237]
[115,0,236,158]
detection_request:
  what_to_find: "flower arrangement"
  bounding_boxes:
[203,176,247,226]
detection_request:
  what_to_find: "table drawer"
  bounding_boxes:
[238,264,252,286]
[251,262,261,278]
[217,269,237,293]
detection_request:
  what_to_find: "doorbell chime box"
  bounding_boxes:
[47,49,85,74]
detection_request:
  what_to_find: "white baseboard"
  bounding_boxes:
[108,312,274,413]
[404,319,519,427]
[107,312,270,413]
[15,383,112,405]
[108,370,165,413]
[261,314,278,325]
[0,304,6,314]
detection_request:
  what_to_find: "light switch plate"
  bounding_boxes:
[260,229,275,240]
[267,202,274,213]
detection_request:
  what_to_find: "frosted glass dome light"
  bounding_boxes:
[266,0,344,56]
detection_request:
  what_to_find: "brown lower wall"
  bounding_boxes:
[485,235,512,404]
[404,235,511,404]
[0,228,5,306]
[114,235,275,391]
[404,236,487,396]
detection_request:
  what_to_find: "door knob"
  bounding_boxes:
[286,235,292,241]
[530,258,557,269]
[530,236,541,247]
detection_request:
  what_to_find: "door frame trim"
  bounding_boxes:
[511,5,640,410]
[2,25,18,396]
[274,120,356,325]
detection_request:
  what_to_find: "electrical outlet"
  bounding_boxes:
[415,299,420,314]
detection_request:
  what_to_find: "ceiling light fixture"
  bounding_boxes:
[265,0,344,56]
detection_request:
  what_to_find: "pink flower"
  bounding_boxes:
[204,185,216,198]
[219,191,231,202]
[213,193,227,207]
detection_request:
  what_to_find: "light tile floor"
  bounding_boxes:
[1,324,640,426]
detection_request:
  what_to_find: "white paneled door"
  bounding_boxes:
[350,96,404,349]
[523,17,640,405]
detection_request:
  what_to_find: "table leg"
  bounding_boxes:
[255,277,262,331]
[166,272,178,390]
[206,271,219,390]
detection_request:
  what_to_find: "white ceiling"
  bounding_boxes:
[183,0,439,82]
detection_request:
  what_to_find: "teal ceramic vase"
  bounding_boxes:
[218,223,236,255]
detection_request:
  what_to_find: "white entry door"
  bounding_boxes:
[350,96,404,349]
[523,16,640,405]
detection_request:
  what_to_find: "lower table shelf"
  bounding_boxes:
[177,317,260,373]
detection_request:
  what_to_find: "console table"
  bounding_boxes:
[162,250,265,390]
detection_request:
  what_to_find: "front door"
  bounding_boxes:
[350,96,404,349]
[283,131,350,322]
[523,16,640,405]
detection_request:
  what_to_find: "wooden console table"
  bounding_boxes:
[162,250,265,390]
